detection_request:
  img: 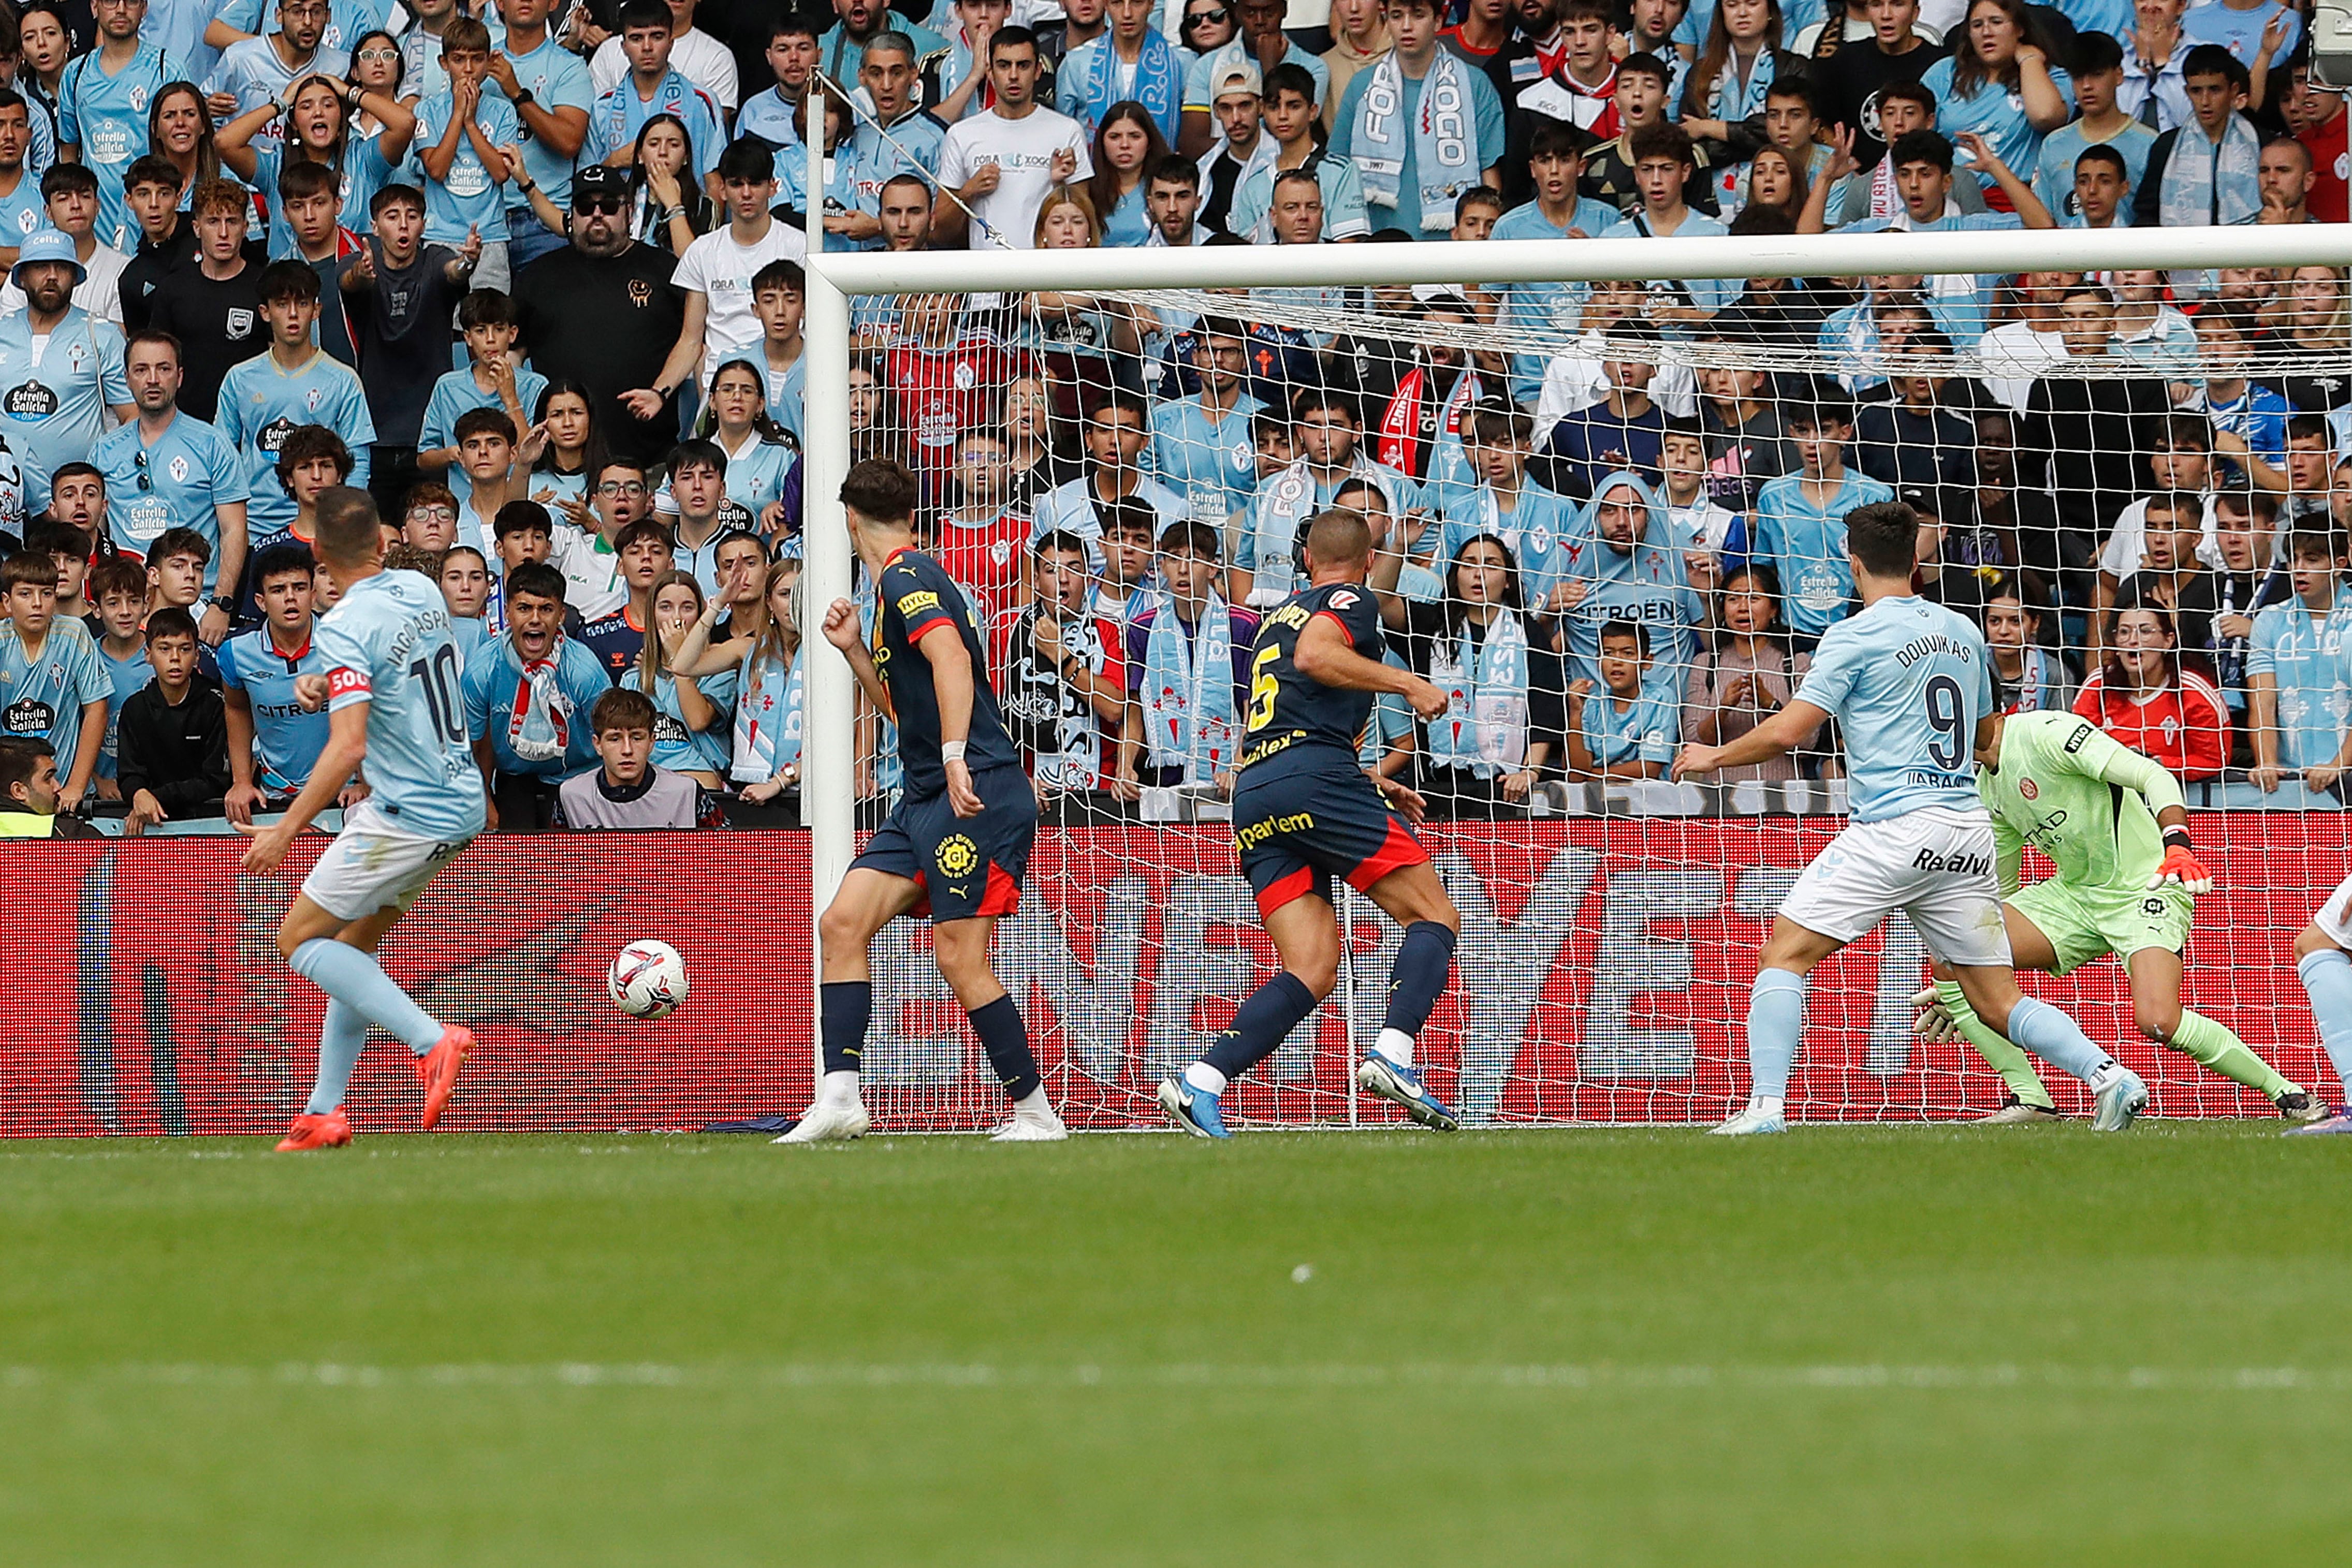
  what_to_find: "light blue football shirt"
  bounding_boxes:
[92,412,252,589]
[1795,594,1994,824]
[0,306,131,512]
[317,567,487,841]
[220,623,332,793]
[1149,391,1264,526]
[496,33,596,211]
[56,43,183,252]
[410,90,523,244]
[212,348,378,534]
[0,615,112,772]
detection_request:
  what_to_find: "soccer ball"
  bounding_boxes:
[607,940,689,1020]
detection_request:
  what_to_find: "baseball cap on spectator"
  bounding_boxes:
[572,165,631,209]
[10,227,84,288]
[1212,63,1262,102]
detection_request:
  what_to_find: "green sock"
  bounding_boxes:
[2168,1009,2293,1100]
[1939,979,2056,1109]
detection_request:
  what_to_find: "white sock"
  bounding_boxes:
[1184,1062,1228,1096]
[1013,1086,1059,1123]
[816,1069,861,1108]
[1374,1028,1415,1068]
[1750,1095,1785,1119]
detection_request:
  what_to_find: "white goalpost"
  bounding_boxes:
[799,175,2352,1129]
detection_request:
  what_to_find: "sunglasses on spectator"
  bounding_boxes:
[133,449,151,492]
[575,196,627,215]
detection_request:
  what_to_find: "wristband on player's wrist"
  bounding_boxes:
[941,741,968,763]
[2162,827,2194,851]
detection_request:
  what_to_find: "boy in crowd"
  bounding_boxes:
[1591,124,1734,331]
[341,184,482,520]
[412,18,521,295]
[461,558,610,829]
[1091,498,1162,628]
[214,262,375,538]
[235,424,351,620]
[625,138,808,414]
[1442,403,1580,610]
[2065,145,2134,230]
[2034,33,2155,221]
[273,162,363,364]
[662,441,736,593]
[117,156,198,335]
[1226,62,1369,243]
[554,686,705,829]
[1746,393,1896,644]
[749,260,807,449]
[1579,53,1708,217]
[936,428,1033,629]
[1233,391,1417,603]
[1565,619,1675,781]
[116,606,227,833]
[486,501,557,628]
[1117,519,1257,799]
[1659,417,1739,584]
[2137,45,2263,235]
[419,291,544,477]
[1539,320,1668,500]
[221,540,332,823]
[1330,0,1507,237]
[575,516,674,680]
[2247,530,2352,798]
[2181,487,2287,719]
[450,409,525,566]
[1491,120,1618,402]
[1030,394,1188,565]
[992,527,1127,797]
[2,547,121,817]
[87,554,151,799]
[31,520,93,623]
[143,182,266,421]
[1150,318,1266,531]
[585,0,725,187]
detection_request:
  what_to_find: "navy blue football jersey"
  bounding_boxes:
[1237,581,1386,772]
[874,547,1021,797]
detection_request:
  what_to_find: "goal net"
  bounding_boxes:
[802,219,2352,1132]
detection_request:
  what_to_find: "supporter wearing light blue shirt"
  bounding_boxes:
[1149,367,1263,530]
[1575,668,1679,774]
[220,611,334,798]
[250,136,401,258]
[95,636,153,787]
[319,565,489,843]
[1226,145,1371,243]
[1918,44,2073,199]
[1745,403,1895,640]
[421,361,549,464]
[585,66,724,185]
[0,245,132,513]
[2180,0,2301,71]
[714,427,796,526]
[2246,541,2352,778]
[1328,27,1507,238]
[93,401,252,593]
[1488,151,1619,402]
[413,80,522,245]
[0,604,110,801]
[493,16,598,267]
[213,328,377,535]
[1440,477,1583,615]
[1184,36,1327,122]
[0,138,50,253]
[461,578,611,784]
[204,30,353,169]
[635,661,737,778]
[2034,119,2156,223]
[1794,592,1994,822]
[1555,471,1706,697]
[1587,209,1737,324]
[56,27,183,253]
[214,0,391,55]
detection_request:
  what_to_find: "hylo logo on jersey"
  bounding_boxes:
[2019,777,2038,800]
[936,834,979,878]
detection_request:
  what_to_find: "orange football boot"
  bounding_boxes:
[415,1025,475,1130]
[276,1109,353,1151]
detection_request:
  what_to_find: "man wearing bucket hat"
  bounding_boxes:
[0,227,133,516]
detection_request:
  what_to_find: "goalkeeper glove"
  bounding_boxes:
[1910,987,1961,1045]
[2150,833,2213,895]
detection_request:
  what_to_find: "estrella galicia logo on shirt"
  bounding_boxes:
[258,416,299,455]
[3,696,54,736]
[3,380,56,420]
[936,834,979,879]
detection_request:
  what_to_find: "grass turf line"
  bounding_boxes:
[2,1125,2347,1565]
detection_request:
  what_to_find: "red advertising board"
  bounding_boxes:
[2,818,2342,1137]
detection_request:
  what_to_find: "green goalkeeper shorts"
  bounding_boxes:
[2007,878,2195,977]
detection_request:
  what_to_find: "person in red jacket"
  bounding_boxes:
[2075,601,2229,780]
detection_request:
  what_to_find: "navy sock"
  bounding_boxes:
[820,980,870,1076]
[968,994,1041,1102]
[1203,972,1320,1082]
[1382,920,1458,1038]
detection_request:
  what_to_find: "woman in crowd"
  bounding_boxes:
[1679,0,1790,201]
[1087,100,1171,248]
[516,381,605,532]
[703,358,798,536]
[1025,189,1153,415]
[14,3,68,157]
[1681,563,1821,785]
[345,28,407,141]
[2075,597,2229,780]
[2275,265,2350,413]
[216,72,416,251]
[147,81,222,199]
[1983,577,2074,715]
[1739,143,1809,227]
[1001,373,1080,512]
[1177,0,1238,59]
[631,568,736,791]
[1379,532,1567,818]
[1919,0,2072,204]
[674,555,806,810]
[845,353,907,474]
[631,112,711,257]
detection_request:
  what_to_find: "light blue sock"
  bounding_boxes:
[288,939,444,1054]
[2006,996,2117,1085]
[304,1001,370,1117]
[2295,950,2352,1094]
[1747,969,1807,1101]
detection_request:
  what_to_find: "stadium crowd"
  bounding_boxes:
[0,0,2349,838]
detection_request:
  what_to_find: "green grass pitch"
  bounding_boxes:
[4,1124,2349,1565]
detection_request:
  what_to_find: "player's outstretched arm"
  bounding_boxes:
[238,705,368,874]
[1294,617,1446,718]
[1672,699,1830,782]
[2059,721,2214,892]
[821,598,894,716]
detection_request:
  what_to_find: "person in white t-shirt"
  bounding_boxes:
[622,137,810,414]
[933,25,1092,250]
[590,0,740,112]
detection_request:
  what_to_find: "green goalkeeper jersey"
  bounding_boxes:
[1978,712,2188,897]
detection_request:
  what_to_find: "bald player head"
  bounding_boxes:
[313,486,387,586]
[1303,508,1374,583]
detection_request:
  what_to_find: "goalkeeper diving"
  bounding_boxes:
[1913,710,2322,1122]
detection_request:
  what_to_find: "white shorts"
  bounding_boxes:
[2313,870,2352,948]
[1778,806,2013,968]
[299,801,473,923]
